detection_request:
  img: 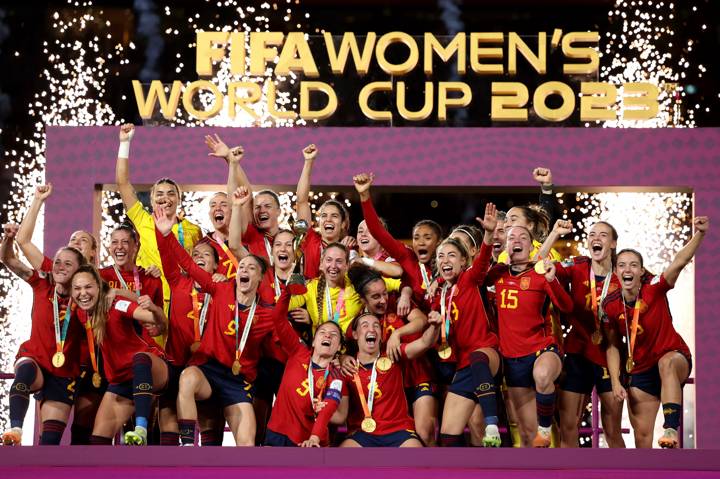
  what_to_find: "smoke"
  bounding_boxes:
[437,0,467,123]
[134,0,164,82]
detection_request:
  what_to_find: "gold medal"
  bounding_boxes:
[190,341,201,353]
[591,330,602,345]
[626,357,634,374]
[92,372,102,388]
[534,260,546,275]
[52,351,66,368]
[361,417,376,433]
[438,343,452,360]
[376,356,392,372]
[232,360,242,376]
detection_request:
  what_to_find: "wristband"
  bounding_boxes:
[360,257,375,267]
[541,183,554,194]
[118,141,131,158]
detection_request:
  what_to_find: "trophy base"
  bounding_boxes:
[288,273,306,286]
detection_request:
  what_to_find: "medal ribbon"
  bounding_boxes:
[622,289,642,362]
[84,320,99,377]
[234,296,257,363]
[264,236,274,266]
[177,222,185,248]
[419,262,431,290]
[440,284,457,344]
[214,232,239,270]
[352,358,378,419]
[191,289,211,341]
[53,289,72,355]
[273,270,282,299]
[307,362,331,413]
[589,266,612,333]
[112,265,141,296]
[324,284,345,324]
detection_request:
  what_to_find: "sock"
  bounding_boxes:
[469,351,498,425]
[39,419,66,445]
[70,424,92,445]
[536,391,556,429]
[662,402,682,430]
[439,433,466,447]
[132,353,154,430]
[89,435,113,445]
[179,419,196,445]
[201,428,223,446]
[160,431,180,446]
[9,361,38,429]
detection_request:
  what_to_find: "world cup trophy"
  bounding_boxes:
[288,217,309,287]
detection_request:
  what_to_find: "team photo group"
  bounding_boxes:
[0,124,707,449]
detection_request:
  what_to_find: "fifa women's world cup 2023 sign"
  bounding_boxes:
[132,31,659,123]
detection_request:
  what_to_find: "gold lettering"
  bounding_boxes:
[133,80,182,120]
[323,32,377,75]
[533,81,574,122]
[438,82,471,121]
[508,32,547,75]
[182,80,223,120]
[300,81,338,120]
[562,32,600,75]
[470,32,504,74]
[249,32,284,75]
[491,82,528,121]
[424,33,466,74]
[359,81,393,121]
[277,32,319,77]
[580,82,617,121]
[375,32,419,75]
[397,81,433,121]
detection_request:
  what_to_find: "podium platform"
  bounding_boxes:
[2,447,720,478]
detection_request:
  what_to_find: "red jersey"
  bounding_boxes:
[346,349,416,436]
[80,298,164,384]
[158,243,213,366]
[257,268,290,363]
[300,228,323,280]
[157,228,275,383]
[379,311,434,388]
[16,268,83,378]
[266,292,345,445]
[430,243,499,369]
[487,264,573,358]
[556,257,620,367]
[242,224,274,261]
[199,233,237,280]
[603,274,691,374]
[99,265,164,306]
[361,198,433,307]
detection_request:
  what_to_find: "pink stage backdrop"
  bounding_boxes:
[46,126,720,447]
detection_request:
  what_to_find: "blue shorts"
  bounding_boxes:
[405,382,435,404]
[159,363,184,409]
[107,380,133,400]
[447,365,499,402]
[560,353,612,395]
[504,345,561,388]
[76,366,107,397]
[347,429,421,447]
[33,368,76,406]
[264,429,297,447]
[629,354,693,399]
[198,359,254,407]
[254,357,285,402]
[429,352,457,386]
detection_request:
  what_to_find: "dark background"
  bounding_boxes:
[0,0,716,216]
